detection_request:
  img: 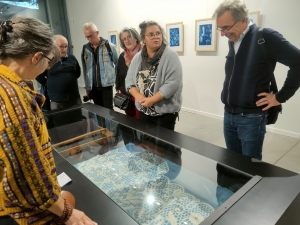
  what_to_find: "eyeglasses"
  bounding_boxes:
[58,45,68,49]
[144,31,162,39]
[216,21,238,32]
[121,34,132,42]
[85,32,96,39]
[42,52,54,67]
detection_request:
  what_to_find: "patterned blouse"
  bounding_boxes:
[136,63,160,116]
[0,65,61,225]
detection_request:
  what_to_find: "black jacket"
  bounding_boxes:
[46,54,81,103]
[115,52,129,94]
[222,24,300,114]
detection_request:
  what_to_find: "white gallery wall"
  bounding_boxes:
[65,0,300,138]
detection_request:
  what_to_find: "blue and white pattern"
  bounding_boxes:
[169,28,180,47]
[76,149,214,225]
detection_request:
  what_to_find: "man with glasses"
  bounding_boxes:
[213,0,300,160]
[36,35,82,110]
[82,22,118,110]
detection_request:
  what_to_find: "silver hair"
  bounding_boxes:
[0,17,54,60]
[213,0,249,23]
[119,27,141,50]
[52,34,68,44]
[83,22,98,32]
[139,21,167,45]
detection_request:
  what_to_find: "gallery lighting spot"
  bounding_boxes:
[147,195,155,204]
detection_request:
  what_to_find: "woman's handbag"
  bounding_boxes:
[114,92,131,110]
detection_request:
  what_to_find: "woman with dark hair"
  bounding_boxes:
[0,18,96,225]
[116,27,142,118]
[125,21,183,130]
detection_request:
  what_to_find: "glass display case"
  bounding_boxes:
[45,108,261,225]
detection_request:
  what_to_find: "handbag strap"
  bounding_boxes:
[257,28,278,93]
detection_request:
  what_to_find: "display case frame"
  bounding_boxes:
[45,103,300,225]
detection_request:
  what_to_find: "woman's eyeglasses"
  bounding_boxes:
[144,31,162,39]
[121,35,132,42]
[42,52,54,67]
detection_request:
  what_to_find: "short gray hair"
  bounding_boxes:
[139,21,167,45]
[119,27,141,49]
[213,0,249,23]
[52,34,68,44]
[0,17,54,60]
[83,22,98,32]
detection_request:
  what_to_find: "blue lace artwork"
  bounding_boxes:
[75,149,215,224]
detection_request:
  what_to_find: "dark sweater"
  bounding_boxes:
[115,52,128,94]
[223,24,300,114]
[46,54,81,103]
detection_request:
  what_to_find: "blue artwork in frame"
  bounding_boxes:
[169,28,180,47]
[166,22,184,52]
[108,30,120,52]
[110,35,117,45]
[195,18,217,52]
[199,24,212,46]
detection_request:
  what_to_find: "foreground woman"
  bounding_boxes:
[0,17,96,225]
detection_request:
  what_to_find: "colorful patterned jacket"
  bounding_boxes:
[0,65,61,225]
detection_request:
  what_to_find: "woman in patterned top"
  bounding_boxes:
[126,21,183,130]
[0,17,97,225]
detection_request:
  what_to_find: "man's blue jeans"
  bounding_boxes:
[223,111,267,160]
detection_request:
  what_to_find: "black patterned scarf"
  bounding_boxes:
[140,43,166,70]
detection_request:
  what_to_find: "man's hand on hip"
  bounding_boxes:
[256,92,281,111]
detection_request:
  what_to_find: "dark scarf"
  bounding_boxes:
[140,43,166,70]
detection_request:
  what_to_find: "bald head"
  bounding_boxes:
[53,35,68,57]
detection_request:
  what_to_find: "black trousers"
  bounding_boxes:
[0,216,19,225]
[139,112,178,131]
[91,86,113,110]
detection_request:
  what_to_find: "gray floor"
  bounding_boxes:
[79,88,300,174]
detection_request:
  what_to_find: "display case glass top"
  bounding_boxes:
[45,108,258,225]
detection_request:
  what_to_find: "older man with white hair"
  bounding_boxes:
[37,34,82,110]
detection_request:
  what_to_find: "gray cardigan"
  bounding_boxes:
[125,46,182,114]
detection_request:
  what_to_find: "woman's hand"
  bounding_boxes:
[140,97,154,108]
[129,87,145,102]
[65,209,97,225]
[136,93,146,103]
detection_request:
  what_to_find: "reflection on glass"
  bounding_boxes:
[45,108,253,225]
[0,0,39,9]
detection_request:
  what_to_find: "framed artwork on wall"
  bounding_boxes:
[195,18,217,52]
[166,22,184,52]
[248,11,261,26]
[108,30,120,52]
